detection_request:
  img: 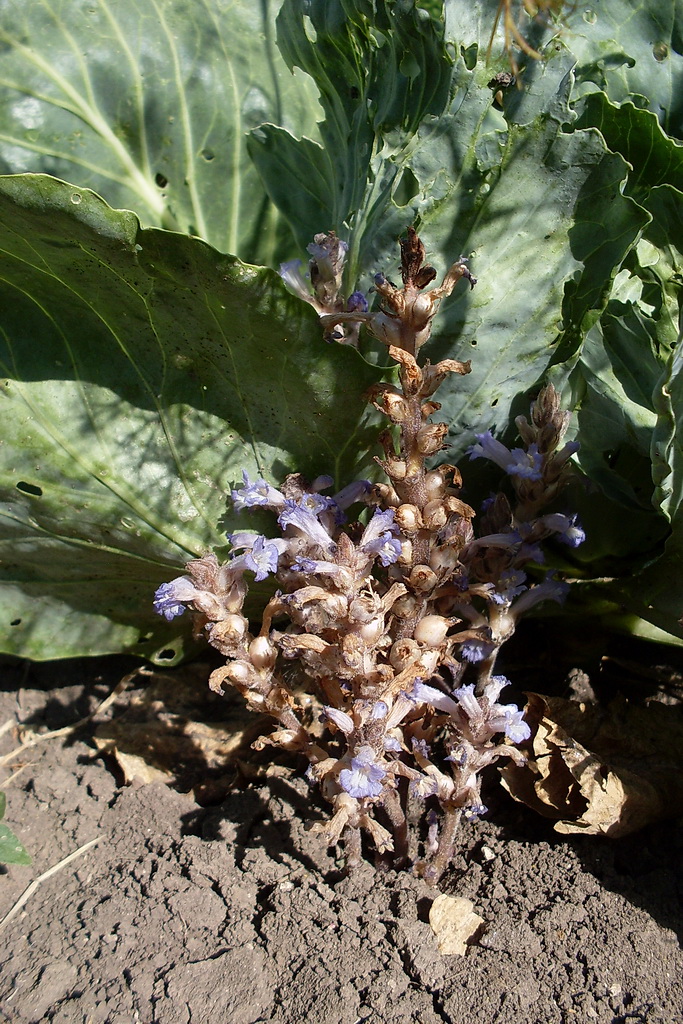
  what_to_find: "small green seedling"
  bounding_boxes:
[0,791,31,866]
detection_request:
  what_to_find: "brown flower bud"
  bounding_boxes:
[207,612,249,654]
[514,414,536,447]
[421,401,441,420]
[370,482,401,506]
[423,499,448,531]
[209,659,255,694]
[444,464,463,489]
[367,384,409,423]
[249,636,277,671]
[423,469,447,501]
[429,544,460,574]
[421,358,471,396]
[357,617,385,644]
[394,503,422,534]
[414,614,450,647]
[409,564,438,593]
[381,456,407,480]
[443,495,476,519]
[416,423,448,455]
[387,345,423,396]
[416,648,440,676]
[392,593,420,619]
[389,638,420,670]
[398,539,413,565]
[348,594,381,624]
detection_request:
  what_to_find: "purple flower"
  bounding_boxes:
[518,540,546,563]
[231,470,285,512]
[372,535,402,566]
[243,536,281,582]
[445,745,468,767]
[339,746,386,799]
[506,443,543,481]
[298,491,335,516]
[510,575,569,617]
[467,431,543,482]
[347,291,369,313]
[408,681,459,715]
[464,802,488,822]
[333,479,372,509]
[541,512,585,548]
[279,259,314,304]
[227,530,260,550]
[460,639,495,663]
[453,683,482,721]
[310,474,334,492]
[467,431,513,470]
[488,705,531,744]
[490,569,527,606]
[484,675,511,703]
[411,737,431,760]
[410,775,439,799]
[278,499,336,552]
[360,508,402,566]
[307,236,348,280]
[153,577,198,621]
[557,439,580,465]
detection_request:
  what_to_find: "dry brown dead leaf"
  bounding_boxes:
[501,693,683,837]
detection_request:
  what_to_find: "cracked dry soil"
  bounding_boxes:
[0,655,681,1024]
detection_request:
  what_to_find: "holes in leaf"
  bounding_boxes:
[491,398,498,408]
[155,172,168,188]
[200,150,215,162]
[350,85,360,100]
[16,481,43,497]
[10,618,21,626]
[461,42,478,71]
[653,42,668,62]
[393,166,420,207]
[157,648,176,661]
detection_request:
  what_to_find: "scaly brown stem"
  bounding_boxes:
[424,806,462,886]
[383,787,409,868]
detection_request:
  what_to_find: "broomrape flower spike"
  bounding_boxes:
[153,227,582,884]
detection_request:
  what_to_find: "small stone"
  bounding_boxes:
[429,895,485,955]
[481,845,496,861]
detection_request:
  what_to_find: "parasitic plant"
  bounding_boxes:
[154,228,583,884]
